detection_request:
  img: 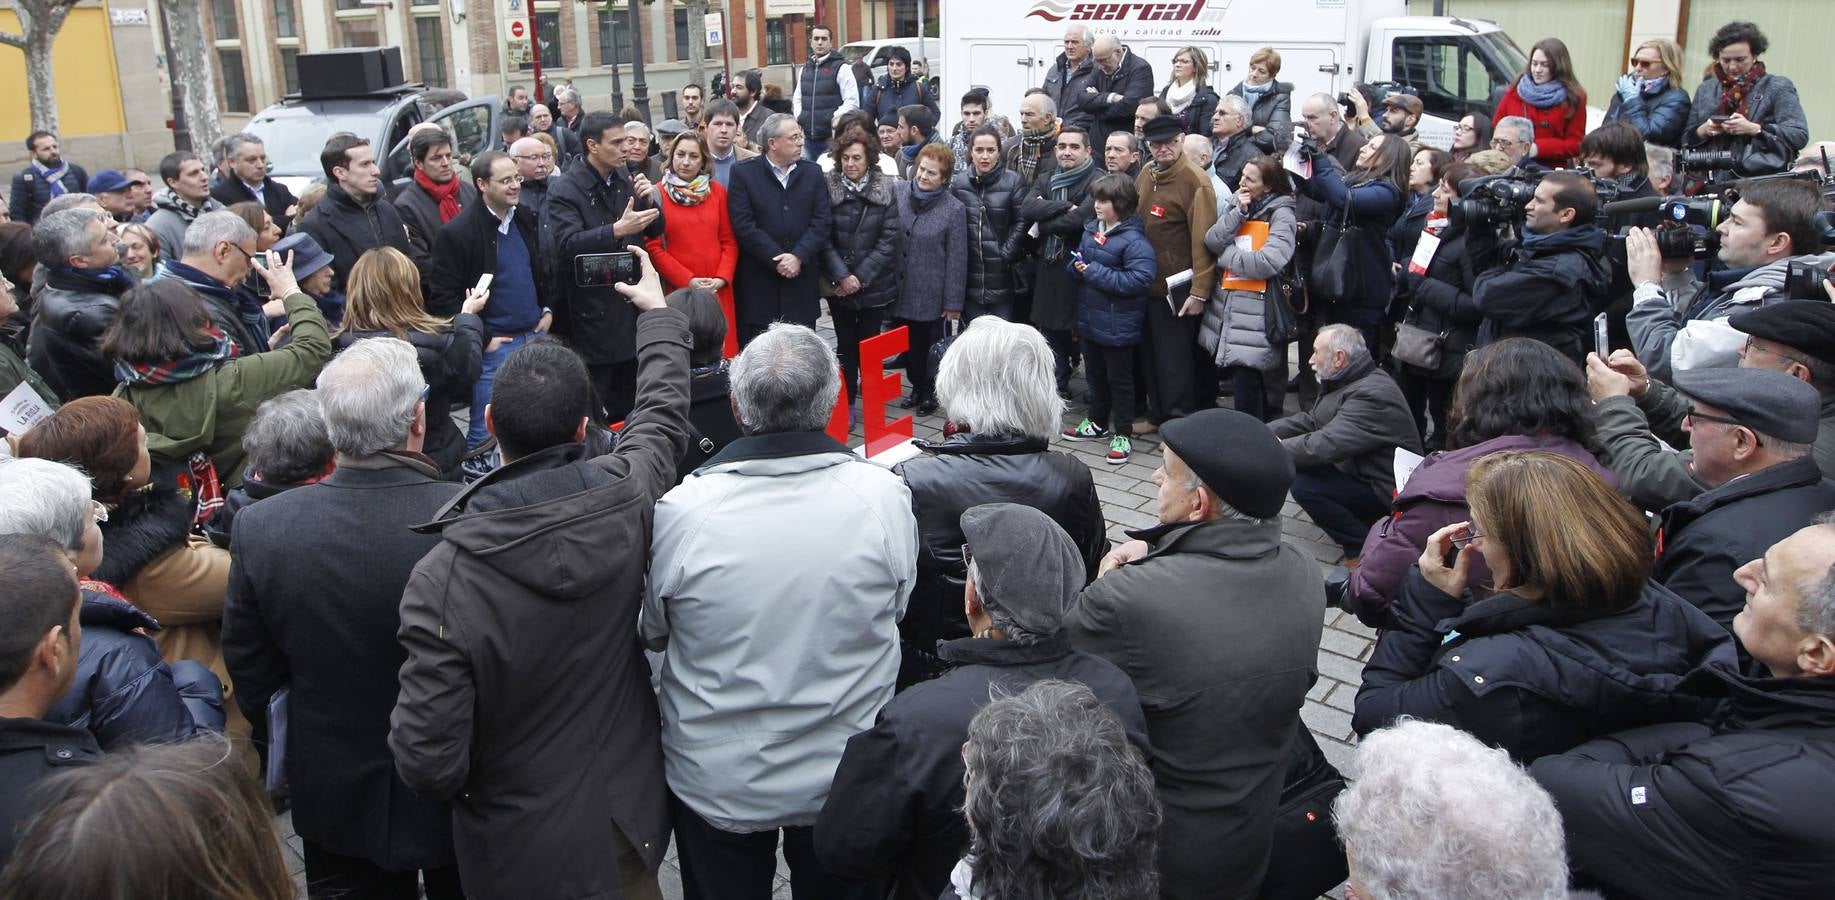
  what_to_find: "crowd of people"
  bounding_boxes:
[0,14,1833,900]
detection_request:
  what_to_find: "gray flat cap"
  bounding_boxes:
[1674,366,1820,444]
[960,503,1084,636]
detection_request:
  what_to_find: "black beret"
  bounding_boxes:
[1159,409,1294,520]
[1141,114,1185,144]
[1729,300,1835,364]
[1674,366,1820,444]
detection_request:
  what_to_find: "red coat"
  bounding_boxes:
[1492,83,1587,168]
[648,181,740,357]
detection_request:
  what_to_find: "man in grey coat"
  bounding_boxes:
[1067,408,1324,900]
[1270,324,1421,562]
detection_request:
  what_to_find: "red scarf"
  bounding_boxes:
[1714,60,1767,120]
[414,169,463,223]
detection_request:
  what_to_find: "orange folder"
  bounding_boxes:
[1219,220,1271,293]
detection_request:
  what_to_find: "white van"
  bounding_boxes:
[942,0,1541,149]
[842,38,943,85]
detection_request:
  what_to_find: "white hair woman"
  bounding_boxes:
[891,316,1107,687]
[1335,720,1572,899]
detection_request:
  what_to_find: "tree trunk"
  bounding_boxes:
[161,0,224,153]
[0,0,81,134]
[683,0,707,94]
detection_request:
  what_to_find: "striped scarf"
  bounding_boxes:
[1042,157,1094,262]
[115,328,240,386]
[33,159,71,197]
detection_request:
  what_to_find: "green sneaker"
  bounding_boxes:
[1106,434,1131,465]
[1062,418,1110,441]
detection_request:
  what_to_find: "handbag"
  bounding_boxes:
[1257,722,1350,900]
[1391,318,1449,370]
[1262,274,1302,347]
[1307,196,1358,303]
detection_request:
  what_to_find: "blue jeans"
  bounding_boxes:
[468,331,534,447]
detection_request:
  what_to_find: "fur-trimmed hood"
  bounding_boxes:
[825,168,895,207]
[91,477,194,588]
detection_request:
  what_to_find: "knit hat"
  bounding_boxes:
[960,503,1084,636]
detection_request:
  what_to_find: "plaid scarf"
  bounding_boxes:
[1715,60,1767,120]
[1042,157,1094,262]
[114,327,240,386]
[1014,121,1060,183]
[33,159,71,197]
[663,170,712,206]
[171,453,225,528]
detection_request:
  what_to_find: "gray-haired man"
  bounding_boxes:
[644,322,916,900]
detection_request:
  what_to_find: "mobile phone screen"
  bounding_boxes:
[573,252,639,288]
[1594,312,1610,357]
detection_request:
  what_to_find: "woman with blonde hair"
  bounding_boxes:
[117,222,161,280]
[1353,450,1735,762]
[1158,46,1218,138]
[333,246,486,478]
[1605,38,1691,148]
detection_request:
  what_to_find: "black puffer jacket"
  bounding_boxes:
[949,163,1027,314]
[1356,567,1736,762]
[1394,225,1481,381]
[26,269,132,401]
[333,313,484,476]
[891,434,1107,687]
[47,587,225,750]
[1469,224,1613,366]
[1532,665,1835,899]
[820,168,901,311]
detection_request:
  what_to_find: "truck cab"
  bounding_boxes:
[939,1,1542,150]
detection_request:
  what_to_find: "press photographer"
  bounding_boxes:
[1465,171,1612,365]
[1625,176,1833,380]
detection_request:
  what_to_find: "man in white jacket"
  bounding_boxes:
[643,322,917,900]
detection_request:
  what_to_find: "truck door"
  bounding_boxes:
[1389,35,1509,149]
[958,40,1038,133]
[1212,45,1341,107]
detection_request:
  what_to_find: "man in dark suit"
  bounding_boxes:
[726,113,833,347]
[10,131,88,224]
[298,134,414,294]
[208,133,300,232]
[223,338,463,900]
[543,111,667,424]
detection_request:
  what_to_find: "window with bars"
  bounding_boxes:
[273,0,297,38]
[414,17,447,87]
[598,9,633,65]
[765,19,788,65]
[518,11,563,70]
[280,47,300,94]
[210,0,239,39]
[219,49,249,111]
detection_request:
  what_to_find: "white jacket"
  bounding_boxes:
[643,431,917,832]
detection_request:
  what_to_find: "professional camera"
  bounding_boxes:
[1786,259,1835,300]
[1678,147,1739,174]
[1448,174,1540,229]
[1658,193,1736,230]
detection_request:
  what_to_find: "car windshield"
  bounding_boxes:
[245,112,383,178]
[841,44,874,64]
[1477,31,1527,81]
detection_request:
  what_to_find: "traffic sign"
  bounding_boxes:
[704,12,724,47]
[509,19,525,38]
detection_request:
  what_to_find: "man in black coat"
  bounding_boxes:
[25,208,135,400]
[298,133,414,294]
[726,112,833,347]
[543,111,666,424]
[1652,368,1835,631]
[1082,36,1154,151]
[815,504,1148,900]
[0,534,101,869]
[391,265,688,900]
[1469,171,1612,366]
[9,130,88,224]
[208,133,300,232]
[1533,519,1835,897]
[223,340,462,899]
[1040,25,1097,131]
[1018,126,1099,394]
[1065,410,1323,900]
[394,128,480,275]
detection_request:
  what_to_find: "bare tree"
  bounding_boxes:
[682,0,707,97]
[160,0,225,152]
[0,0,82,133]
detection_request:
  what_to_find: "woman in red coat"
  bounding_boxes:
[648,131,740,357]
[1492,38,1587,169]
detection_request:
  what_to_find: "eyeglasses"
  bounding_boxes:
[1630,58,1664,69]
[91,500,109,524]
[492,174,526,186]
[513,152,555,162]
[221,241,256,263]
[961,543,974,568]
[1453,123,1476,133]
[1490,138,1524,150]
[1450,529,1482,550]
[1685,409,1746,429]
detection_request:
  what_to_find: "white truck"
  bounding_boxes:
[941,0,1536,150]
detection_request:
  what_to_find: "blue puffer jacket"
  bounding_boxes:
[46,588,226,750]
[1604,81,1691,149]
[1072,217,1156,347]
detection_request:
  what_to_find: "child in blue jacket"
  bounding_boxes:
[1062,172,1157,465]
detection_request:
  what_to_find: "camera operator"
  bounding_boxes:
[1288,93,1369,402]
[1467,171,1612,366]
[1684,22,1808,171]
[1626,177,1833,382]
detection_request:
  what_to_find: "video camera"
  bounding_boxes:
[1786,259,1835,301]
[1447,173,1539,230]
